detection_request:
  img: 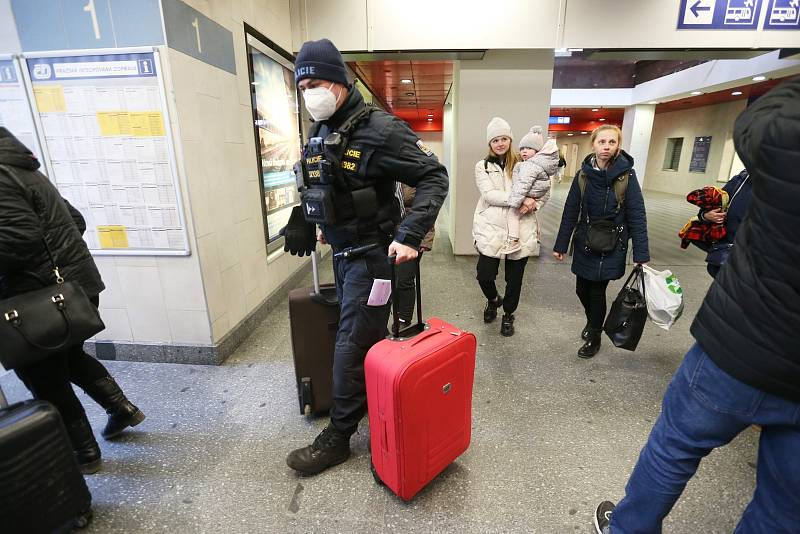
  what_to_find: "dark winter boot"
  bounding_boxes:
[82,377,145,439]
[65,415,102,474]
[578,328,602,359]
[483,296,503,323]
[500,313,515,337]
[286,425,351,476]
[581,322,591,341]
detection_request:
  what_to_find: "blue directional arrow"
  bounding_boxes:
[690,0,712,17]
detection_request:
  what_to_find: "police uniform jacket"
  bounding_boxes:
[310,88,448,250]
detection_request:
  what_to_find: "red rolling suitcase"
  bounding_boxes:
[289,251,339,415]
[365,256,476,501]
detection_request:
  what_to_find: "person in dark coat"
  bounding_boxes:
[593,76,800,534]
[552,125,650,358]
[693,169,753,278]
[0,127,145,474]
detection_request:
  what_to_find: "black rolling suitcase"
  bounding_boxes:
[0,384,93,533]
[289,251,339,415]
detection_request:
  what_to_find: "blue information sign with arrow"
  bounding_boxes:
[678,0,763,29]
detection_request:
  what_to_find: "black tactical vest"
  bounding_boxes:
[300,105,400,249]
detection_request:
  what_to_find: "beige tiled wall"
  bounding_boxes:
[167,0,308,344]
[94,0,308,349]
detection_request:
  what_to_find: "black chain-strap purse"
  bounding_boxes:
[0,169,105,369]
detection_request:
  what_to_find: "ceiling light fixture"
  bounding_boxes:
[400,79,412,84]
[599,118,606,121]
[581,131,588,134]
[567,133,574,136]
[690,91,703,95]
[752,75,766,81]
[406,92,414,96]
[731,91,743,96]
[591,108,599,112]
[427,118,433,122]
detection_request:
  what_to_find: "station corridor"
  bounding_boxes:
[0,183,758,533]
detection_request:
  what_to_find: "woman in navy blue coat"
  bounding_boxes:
[553,125,650,358]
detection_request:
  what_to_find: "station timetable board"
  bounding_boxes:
[25,49,190,255]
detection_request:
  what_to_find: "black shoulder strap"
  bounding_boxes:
[484,159,489,172]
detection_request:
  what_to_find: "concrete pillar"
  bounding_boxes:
[450,50,554,256]
[621,104,655,189]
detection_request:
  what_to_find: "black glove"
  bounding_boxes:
[280,205,316,256]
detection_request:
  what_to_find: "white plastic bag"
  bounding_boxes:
[642,265,684,330]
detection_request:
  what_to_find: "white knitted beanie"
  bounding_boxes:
[486,117,513,144]
[519,126,545,151]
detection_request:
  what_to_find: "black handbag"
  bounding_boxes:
[0,171,105,370]
[586,215,622,254]
[603,265,647,351]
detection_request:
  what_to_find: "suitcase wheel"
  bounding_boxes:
[370,459,383,486]
[73,509,93,529]
[303,404,312,416]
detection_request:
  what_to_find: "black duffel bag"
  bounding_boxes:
[603,265,647,351]
[0,170,104,370]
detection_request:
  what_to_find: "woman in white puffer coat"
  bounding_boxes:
[472,117,542,337]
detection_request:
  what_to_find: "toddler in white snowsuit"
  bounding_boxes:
[498,126,560,255]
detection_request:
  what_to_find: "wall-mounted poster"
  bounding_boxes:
[0,56,45,168]
[689,136,712,173]
[245,30,302,253]
[24,49,190,256]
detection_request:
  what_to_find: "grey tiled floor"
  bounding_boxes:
[1,182,758,533]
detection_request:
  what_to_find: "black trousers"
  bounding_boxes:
[476,253,529,314]
[575,276,610,331]
[14,296,111,425]
[331,249,392,435]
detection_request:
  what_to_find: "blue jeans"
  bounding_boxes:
[330,248,392,434]
[611,343,800,534]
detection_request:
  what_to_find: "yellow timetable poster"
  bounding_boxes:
[27,51,188,255]
[32,85,66,112]
[97,225,129,249]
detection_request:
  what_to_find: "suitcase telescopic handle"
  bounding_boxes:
[311,250,321,295]
[388,252,425,339]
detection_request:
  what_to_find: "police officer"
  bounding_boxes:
[282,39,448,475]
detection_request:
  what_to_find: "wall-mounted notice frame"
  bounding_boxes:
[0,55,46,170]
[689,136,713,173]
[244,25,303,255]
[23,48,190,256]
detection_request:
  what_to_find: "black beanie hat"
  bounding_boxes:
[295,38,348,87]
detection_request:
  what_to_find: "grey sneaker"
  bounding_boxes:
[594,501,615,534]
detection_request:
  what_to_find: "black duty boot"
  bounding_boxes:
[82,377,145,439]
[65,416,102,474]
[581,322,591,341]
[500,314,515,337]
[578,328,602,359]
[286,425,351,476]
[483,296,503,323]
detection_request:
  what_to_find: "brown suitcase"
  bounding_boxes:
[288,252,339,415]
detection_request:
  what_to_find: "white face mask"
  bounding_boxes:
[303,83,339,121]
